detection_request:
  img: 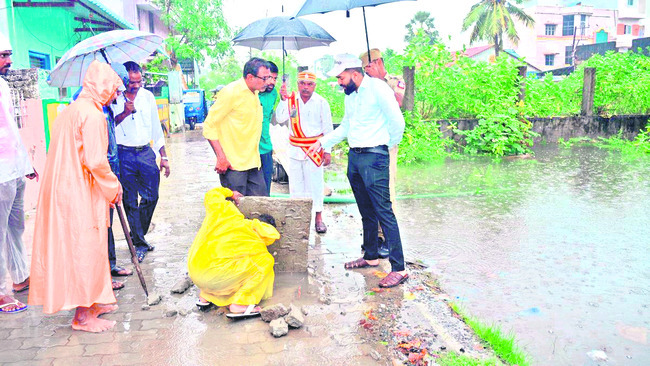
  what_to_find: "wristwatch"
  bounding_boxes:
[161,157,169,161]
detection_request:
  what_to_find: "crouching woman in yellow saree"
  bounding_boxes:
[188,187,279,319]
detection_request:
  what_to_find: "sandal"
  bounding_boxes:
[111,266,133,277]
[13,278,29,293]
[226,304,261,319]
[315,221,327,234]
[0,300,27,313]
[136,249,147,263]
[112,280,124,290]
[378,272,409,288]
[344,258,379,269]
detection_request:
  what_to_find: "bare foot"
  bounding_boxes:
[90,303,118,317]
[12,277,29,292]
[72,307,115,333]
[228,304,261,314]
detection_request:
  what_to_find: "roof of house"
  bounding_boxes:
[80,0,135,30]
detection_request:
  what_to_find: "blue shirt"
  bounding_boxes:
[73,87,119,175]
[320,76,404,150]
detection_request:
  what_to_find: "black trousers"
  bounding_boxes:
[118,145,160,250]
[219,167,267,196]
[347,146,405,272]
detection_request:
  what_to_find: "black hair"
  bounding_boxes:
[258,214,276,228]
[243,57,271,78]
[123,61,142,74]
[268,61,279,74]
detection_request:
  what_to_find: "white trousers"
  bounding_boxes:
[0,177,29,295]
[288,158,324,213]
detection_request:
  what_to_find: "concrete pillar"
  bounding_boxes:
[581,67,596,117]
[403,66,415,112]
[237,197,312,273]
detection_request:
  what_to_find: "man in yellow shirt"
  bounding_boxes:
[203,58,273,196]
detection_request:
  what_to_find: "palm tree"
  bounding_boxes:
[462,0,535,57]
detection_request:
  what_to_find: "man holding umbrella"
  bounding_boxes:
[307,54,407,288]
[203,57,272,196]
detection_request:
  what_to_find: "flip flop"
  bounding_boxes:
[226,304,261,319]
[112,280,125,290]
[315,221,327,234]
[0,300,28,314]
[12,284,29,293]
[136,249,146,263]
[111,266,133,277]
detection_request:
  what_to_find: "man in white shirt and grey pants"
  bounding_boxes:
[0,32,37,313]
[111,61,170,263]
[308,54,408,288]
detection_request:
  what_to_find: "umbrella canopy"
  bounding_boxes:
[233,16,335,51]
[294,0,414,16]
[294,0,415,62]
[232,16,335,73]
[48,29,164,87]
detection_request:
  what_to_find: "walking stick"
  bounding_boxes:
[115,204,149,297]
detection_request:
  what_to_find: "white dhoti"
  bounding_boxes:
[288,158,324,213]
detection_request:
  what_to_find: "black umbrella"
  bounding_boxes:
[232,16,336,76]
[294,0,416,63]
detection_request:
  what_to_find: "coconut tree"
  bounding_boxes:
[462,0,535,57]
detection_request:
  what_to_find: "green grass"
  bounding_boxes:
[436,352,504,366]
[448,302,530,366]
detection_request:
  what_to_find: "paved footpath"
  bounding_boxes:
[1,131,493,366]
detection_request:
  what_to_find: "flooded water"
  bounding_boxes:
[390,146,650,365]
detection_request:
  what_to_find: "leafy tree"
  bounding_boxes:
[462,0,534,57]
[404,11,440,45]
[154,0,232,67]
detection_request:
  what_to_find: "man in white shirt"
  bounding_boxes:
[111,61,170,263]
[0,32,37,313]
[276,71,333,234]
[307,54,408,288]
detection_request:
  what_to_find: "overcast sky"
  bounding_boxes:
[222,0,479,66]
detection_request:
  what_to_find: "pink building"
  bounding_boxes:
[506,0,646,71]
[97,0,169,38]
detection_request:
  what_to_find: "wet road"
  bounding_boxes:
[392,146,650,365]
[2,130,489,366]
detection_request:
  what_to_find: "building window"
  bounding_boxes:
[545,24,557,35]
[625,25,632,34]
[628,0,634,5]
[28,51,51,70]
[545,54,555,66]
[563,15,575,36]
[565,47,573,65]
[149,11,155,33]
[580,15,587,35]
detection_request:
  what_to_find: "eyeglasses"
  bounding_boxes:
[253,75,274,82]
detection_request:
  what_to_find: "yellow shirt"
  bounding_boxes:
[203,78,263,171]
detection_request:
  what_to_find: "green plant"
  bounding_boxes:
[437,352,504,366]
[456,107,538,156]
[449,302,530,366]
[399,112,452,164]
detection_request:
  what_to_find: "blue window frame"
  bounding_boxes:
[28,51,51,70]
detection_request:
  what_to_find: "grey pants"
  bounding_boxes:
[0,177,29,296]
